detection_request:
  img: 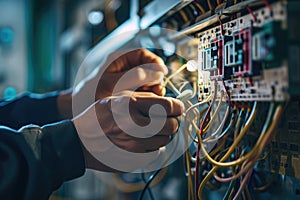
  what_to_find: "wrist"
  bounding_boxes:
[80,141,120,172]
[57,89,73,119]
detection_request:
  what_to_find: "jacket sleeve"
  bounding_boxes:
[0,92,63,129]
[0,120,85,200]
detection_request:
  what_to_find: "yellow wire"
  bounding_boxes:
[202,92,224,134]
[198,104,283,199]
[197,102,258,199]
[179,10,189,22]
[232,105,283,200]
[194,1,206,14]
[185,151,194,200]
[207,0,213,10]
[198,106,275,168]
[164,64,187,87]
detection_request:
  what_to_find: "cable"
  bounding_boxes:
[141,172,155,200]
[246,6,257,22]
[207,0,213,10]
[185,150,194,200]
[218,16,225,35]
[198,103,256,168]
[179,10,189,23]
[198,102,257,199]
[193,1,206,14]
[202,92,225,134]
[233,105,283,199]
[198,103,282,200]
[138,169,162,200]
[113,168,168,193]
[195,80,218,200]
[164,64,187,87]
[203,102,230,141]
[262,0,272,12]
[138,120,181,200]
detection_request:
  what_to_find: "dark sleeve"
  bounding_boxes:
[0,92,63,129]
[0,120,85,200]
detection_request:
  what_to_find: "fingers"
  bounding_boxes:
[107,134,171,153]
[106,49,168,75]
[107,67,165,94]
[130,93,184,117]
[137,85,166,96]
[131,115,180,136]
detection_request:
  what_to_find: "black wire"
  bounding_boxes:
[138,115,180,200]
[138,169,162,200]
[141,172,156,200]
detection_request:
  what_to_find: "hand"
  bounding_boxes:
[72,91,184,172]
[94,48,168,98]
[58,49,168,118]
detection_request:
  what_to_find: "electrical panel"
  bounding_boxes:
[197,1,291,102]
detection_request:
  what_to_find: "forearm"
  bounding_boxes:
[57,89,73,119]
[0,92,63,129]
[0,121,85,200]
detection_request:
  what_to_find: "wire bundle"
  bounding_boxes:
[182,82,284,200]
[165,62,284,200]
[137,57,284,200]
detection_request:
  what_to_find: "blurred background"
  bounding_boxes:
[0,0,134,96]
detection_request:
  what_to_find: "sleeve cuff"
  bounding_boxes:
[41,120,85,185]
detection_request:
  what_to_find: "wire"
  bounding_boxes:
[233,105,283,199]
[113,168,168,193]
[164,64,187,87]
[207,0,213,10]
[195,80,218,200]
[139,169,162,200]
[185,94,212,118]
[198,103,256,168]
[138,120,181,200]
[202,92,225,134]
[185,150,194,200]
[192,81,197,98]
[222,80,231,104]
[193,1,206,14]
[246,6,257,22]
[198,102,257,199]
[203,104,232,143]
[204,103,283,200]
[223,180,236,200]
[218,16,225,35]
[141,172,155,200]
[179,10,189,23]
[262,0,272,12]
[253,172,274,191]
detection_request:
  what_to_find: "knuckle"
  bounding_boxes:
[163,99,173,114]
[135,67,146,82]
[166,118,179,133]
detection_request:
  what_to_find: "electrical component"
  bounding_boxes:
[197,1,289,102]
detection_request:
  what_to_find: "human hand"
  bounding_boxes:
[72,91,184,172]
[58,49,168,118]
[94,48,168,98]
